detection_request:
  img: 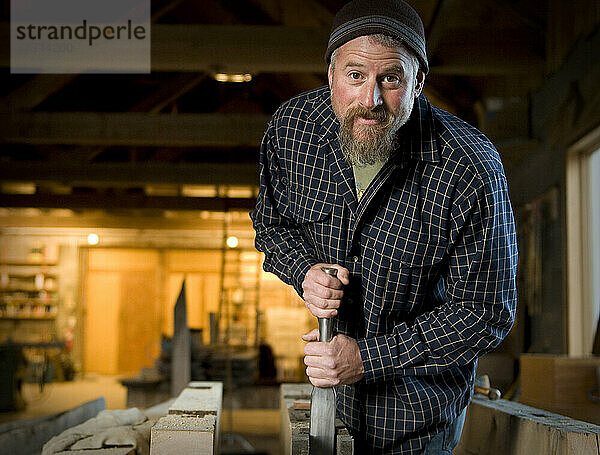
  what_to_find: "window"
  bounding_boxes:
[567,128,600,354]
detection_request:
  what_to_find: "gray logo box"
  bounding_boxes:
[11,0,150,73]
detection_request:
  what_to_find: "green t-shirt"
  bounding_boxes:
[353,162,385,200]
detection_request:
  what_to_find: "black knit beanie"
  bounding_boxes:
[325,0,429,74]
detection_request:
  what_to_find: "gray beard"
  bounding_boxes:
[338,98,415,167]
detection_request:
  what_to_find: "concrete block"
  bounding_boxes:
[168,381,222,439]
[150,414,216,455]
[280,384,353,455]
[169,382,222,416]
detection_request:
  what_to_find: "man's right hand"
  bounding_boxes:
[301,264,350,318]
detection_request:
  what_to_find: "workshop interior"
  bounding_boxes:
[1,0,599,454]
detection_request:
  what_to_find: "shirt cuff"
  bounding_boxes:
[357,325,429,383]
[288,254,316,297]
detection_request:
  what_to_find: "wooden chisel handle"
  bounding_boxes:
[474,384,501,400]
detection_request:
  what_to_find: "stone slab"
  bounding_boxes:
[280,383,353,455]
[0,397,105,455]
[56,449,135,455]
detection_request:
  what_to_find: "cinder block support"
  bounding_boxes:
[169,381,222,449]
[151,414,216,455]
[456,396,600,455]
[280,384,353,455]
[150,381,223,455]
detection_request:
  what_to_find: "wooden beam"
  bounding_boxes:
[425,0,458,58]
[150,24,329,73]
[0,75,76,112]
[0,112,270,147]
[432,43,544,75]
[0,23,544,76]
[130,73,206,113]
[0,213,254,231]
[456,396,600,455]
[0,194,257,211]
[0,161,258,186]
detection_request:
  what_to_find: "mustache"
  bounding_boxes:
[344,106,395,124]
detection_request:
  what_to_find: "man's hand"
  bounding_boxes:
[302,329,364,387]
[302,263,350,318]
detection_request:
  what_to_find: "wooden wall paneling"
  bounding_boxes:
[85,249,161,375]
[88,248,159,271]
[165,250,222,273]
[84,271,120,374]
[118,270,161,375]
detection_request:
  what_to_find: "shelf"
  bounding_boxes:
[1,298,58,305]
[0,286,58,294]
[0,315,56,321]
[0,261,58,267]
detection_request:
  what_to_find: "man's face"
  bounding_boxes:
[328,35,424,165]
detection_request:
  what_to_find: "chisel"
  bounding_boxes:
[309,266,338,455]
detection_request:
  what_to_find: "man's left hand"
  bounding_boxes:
[302,329,365,387]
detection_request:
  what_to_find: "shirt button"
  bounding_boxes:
[352,255,359,263]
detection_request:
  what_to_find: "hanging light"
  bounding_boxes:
[213,73,252,83]
[226,236,239,248]
[87,233,99,245]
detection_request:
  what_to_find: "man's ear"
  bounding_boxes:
[414,70,425,97]
[328,65,333,88]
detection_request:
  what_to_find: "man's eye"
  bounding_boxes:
[348,72,362,80]
[383,75,400,84]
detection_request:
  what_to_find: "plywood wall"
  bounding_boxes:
[84,249,160,375]
[83,247,317,379]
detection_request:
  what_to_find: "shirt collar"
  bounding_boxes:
[307,87,340,140]
[309,87,440,164]
[394,93,440,164]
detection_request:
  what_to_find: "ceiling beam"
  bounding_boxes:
[0,161,258,186]
[0,112,270,147]
[0,75,77,112]
[1,23,540,76]
[130,73,207,113]
[150,24,330,73]
[426,0,458,59]
[431,43,544,75]
[0,193,257,211]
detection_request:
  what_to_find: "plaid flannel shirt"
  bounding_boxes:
[251,86,517,454]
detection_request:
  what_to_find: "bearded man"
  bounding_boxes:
[251,0,518,453]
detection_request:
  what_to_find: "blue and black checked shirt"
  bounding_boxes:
[251,86,517,454]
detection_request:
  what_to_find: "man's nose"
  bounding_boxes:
[359,80,383,110]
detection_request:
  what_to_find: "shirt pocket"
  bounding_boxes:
[288,172,334,224]
[287,178,335,258]
[383,240,447,318]
[291,191,333,223]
